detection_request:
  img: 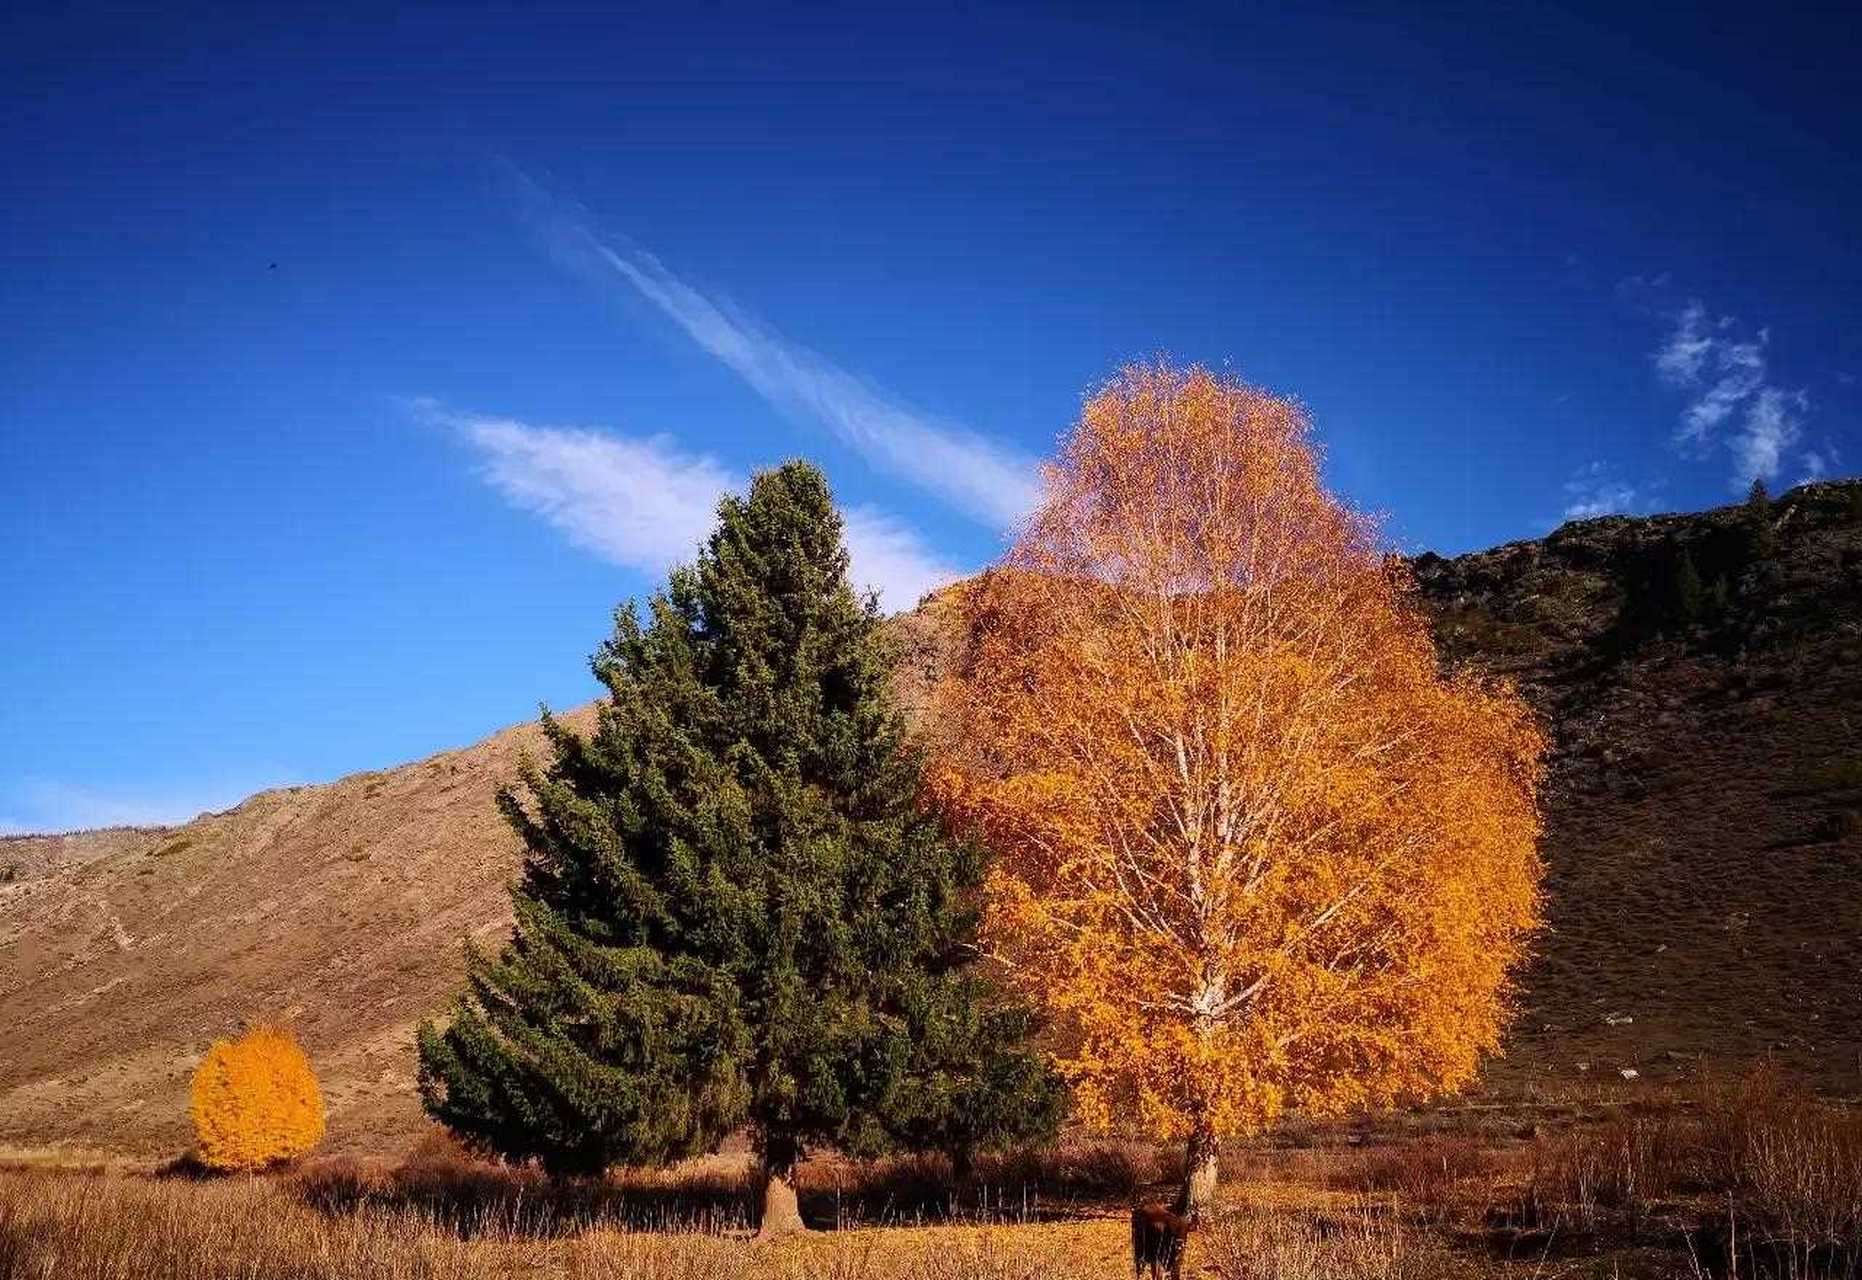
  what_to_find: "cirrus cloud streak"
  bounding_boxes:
[497,167,1039,529]
[423,401,958,611]
[589,244,1039,528]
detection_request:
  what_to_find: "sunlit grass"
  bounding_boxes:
[6,1070,1859,1280]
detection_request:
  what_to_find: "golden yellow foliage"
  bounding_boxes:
[929,362,1545,1203]
[189,1023,326,1172]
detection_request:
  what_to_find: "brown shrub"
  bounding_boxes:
[775,1141,1158,1226]
[1737,1103,1862,1255]
[1694,1063,1816,1188]
[1516,1066,1862,1274]
[999,1140,1159,1202]
[1524,1111,1694,1226]
[1339,1135,1502,1221]
[1692,1062,1862,1264]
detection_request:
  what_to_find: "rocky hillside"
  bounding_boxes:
[1412,480,1862,1097]
[3,483,1859,1159]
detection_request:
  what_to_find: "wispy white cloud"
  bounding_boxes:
[1649,299,1812,489]
[1653,299,1720,388]
[433,403,735,574]
[497,169,1038,528]
[1657,302,1768,445]
[1799,445,1840,484]
[1730,387,1806,487]
[1561,461,1647,520]
[838,507,961,609]
[428,402,956,610]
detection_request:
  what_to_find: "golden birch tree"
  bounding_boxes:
[929,362,1544,1212]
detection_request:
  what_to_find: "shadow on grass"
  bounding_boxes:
[296,1152,752,1236]
[152,1152,222,1181]
[293,1135,1163,1237]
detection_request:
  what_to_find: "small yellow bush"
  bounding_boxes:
[189,1023,326,1172]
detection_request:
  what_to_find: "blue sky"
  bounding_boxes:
[3,1,1857,833]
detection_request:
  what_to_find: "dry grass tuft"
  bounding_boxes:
[1523,1111,1693,1226]
[1516,1067,1862,1275]
[1735,1101,1862,1265]
[1334,1135,1504,1222]
[1201,1203,1452,1280]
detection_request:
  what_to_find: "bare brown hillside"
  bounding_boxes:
[0,708,593,1158]
[3,482,1859,1160]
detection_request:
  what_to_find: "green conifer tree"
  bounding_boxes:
[1672,547,1706,624]
[417,462,1063,1234]
[1746,477,1780,560]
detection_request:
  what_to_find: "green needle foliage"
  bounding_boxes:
[417,462,1063,1218]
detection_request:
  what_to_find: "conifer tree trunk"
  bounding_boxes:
[755,1133,807,1238]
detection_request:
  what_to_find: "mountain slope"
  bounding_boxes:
[1413,481,1862,1095]
[0,708,593,1158]
[4,483,1859,1158]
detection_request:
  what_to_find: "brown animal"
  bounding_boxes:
[1131,1199,1196,1279]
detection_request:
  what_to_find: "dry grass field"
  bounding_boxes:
[3,1069,1859,1280]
